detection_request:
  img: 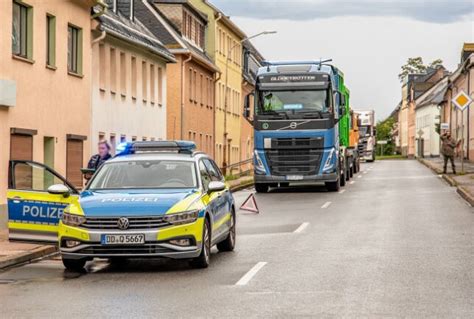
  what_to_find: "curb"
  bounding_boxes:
[0,245,58,271]
[418,158,473,206]
[229,178,254,192]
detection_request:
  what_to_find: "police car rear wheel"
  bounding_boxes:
[62,258,86,272]
[217,211,235,252]
[190,219,210,269]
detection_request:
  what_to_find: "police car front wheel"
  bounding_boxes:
[189,219,211,269]
[62,258,87,272]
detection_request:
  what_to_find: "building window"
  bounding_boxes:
[12,1,32,59]
[189,68,193,102]
[157,67,163,106]
[150,64,155,104]
[46,14,56,67]
[110,48,116,93]
[142,60,147,102]
[193,70,197,103]
[120,51,126,96]
[99,44,106,90]
[67,24,82,74]
[131,56,137,99]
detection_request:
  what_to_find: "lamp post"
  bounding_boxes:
[222,31,276,174]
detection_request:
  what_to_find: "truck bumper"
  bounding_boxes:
[255,172,338,184]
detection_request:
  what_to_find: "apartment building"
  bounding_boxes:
[135,0,219,155]
[91,0,175,154]
[0,0,99,214]
[189,0,246,171]
[441,44,474,160]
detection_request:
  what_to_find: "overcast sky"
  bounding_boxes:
[211,0,474,120]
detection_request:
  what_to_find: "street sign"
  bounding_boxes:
[440,123,449,130]
[377,140,387,145]
[452,90,472,111]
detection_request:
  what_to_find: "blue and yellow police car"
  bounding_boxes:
[7,141,236,271]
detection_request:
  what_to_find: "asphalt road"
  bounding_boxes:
[0,160,473,318]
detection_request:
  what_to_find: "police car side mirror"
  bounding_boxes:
[208,181,226,193]
[48,184,71,198]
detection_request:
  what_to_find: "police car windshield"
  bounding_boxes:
[88,160,197,190]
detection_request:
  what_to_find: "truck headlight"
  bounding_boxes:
[323,148,336,172]
[163,210,199,225]
[254,150,266,174]
[61,213,86,227]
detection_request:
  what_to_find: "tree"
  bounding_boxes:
[398,57,443,82]
[376,117,396,156]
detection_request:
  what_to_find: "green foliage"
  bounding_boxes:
[398,57,443,82]
[375,117,396,156]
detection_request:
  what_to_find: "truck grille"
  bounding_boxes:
[82,216,170,230]
[265,138,324,176]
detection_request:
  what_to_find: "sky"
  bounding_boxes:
[211,0,474,120]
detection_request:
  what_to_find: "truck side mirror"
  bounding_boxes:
[243,92,254,118]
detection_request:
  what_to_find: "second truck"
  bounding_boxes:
[244,60,359,192]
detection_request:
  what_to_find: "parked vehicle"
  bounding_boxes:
[243,60,351,192]
[355,110,376,162]
[7,141,236,271]
[349,110,361,173]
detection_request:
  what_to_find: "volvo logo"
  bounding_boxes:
[262,122,270,130]
[117,217,130,230]
[289,122,298,129]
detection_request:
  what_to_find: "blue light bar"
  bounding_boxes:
[115,141,197,156]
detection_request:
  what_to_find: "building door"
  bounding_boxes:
[66,138,83,189]
[10,133,33,189]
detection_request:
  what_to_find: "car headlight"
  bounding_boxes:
[254,150,266,173]
[163,210,199,225]
[61,213,87,227]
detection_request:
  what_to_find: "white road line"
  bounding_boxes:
[235,262,267,286]
[321,201,332,209]
[338,189,346,194]
[294,222,309,233]
[363,171,368,174]
[350,180,355,185]
[357,175,362,179]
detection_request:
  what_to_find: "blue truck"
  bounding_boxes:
[243,60,350,192]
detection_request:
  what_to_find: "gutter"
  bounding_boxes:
[181,53,193,139]
[91,0,107,19]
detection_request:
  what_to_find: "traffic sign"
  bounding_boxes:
[452,90,472,111]
[440,123,449,130]
[377,140,387,145]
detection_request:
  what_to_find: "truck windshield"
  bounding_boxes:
[88,160,197,190]
[256,90,330,116]
[359,126,371,137]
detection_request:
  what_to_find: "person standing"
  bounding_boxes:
[440,132,460,174]
[85,140,112,181]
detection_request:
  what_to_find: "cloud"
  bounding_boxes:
[211,0,474,24]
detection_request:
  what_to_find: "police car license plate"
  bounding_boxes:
[286,175,303,181]
[101,234,145,245]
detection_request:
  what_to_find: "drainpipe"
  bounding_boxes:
[464,58,473,159]
[91,30,106,45]
[91,0,107,19]
[213,70,222,159]
[181,53,192,140]
[215,12,224,168]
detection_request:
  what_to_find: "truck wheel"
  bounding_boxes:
[190,219,211,269]
[349,165,354,178]
[325,180,340,192]
[255,183,269,193]
[62,258,87,272]
[340,172,346,186]
[217,210,236,252]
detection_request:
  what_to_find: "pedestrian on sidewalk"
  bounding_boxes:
[84,140,112,181]
[440,132,461,174]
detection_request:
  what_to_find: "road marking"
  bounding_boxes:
[338,189,346,194]
[294,222,309,233]
[357,175,362,178]
[321,201,332,209]
[235,262,267,286]
[350,180,355,185]
[363,171,368,174]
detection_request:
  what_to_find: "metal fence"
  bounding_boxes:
[221,158,253,178]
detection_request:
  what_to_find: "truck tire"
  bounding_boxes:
[340,172,346,186]
[255,183,269,193]
[349,164,354,178]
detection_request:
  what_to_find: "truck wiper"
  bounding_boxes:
[263,110,289,119]
[298,110,323,119]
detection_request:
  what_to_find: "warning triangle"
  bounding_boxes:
[240,193,259,213]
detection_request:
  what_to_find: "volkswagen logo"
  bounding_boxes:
[290,122,298,129]
[117,217,130,230]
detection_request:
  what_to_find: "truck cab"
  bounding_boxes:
[244,61,348,192]
[356,110,376,162]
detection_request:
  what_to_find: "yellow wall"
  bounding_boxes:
[0,0,93,207]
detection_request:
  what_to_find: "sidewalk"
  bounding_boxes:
[419,156,474,206]
[0,175,254,270]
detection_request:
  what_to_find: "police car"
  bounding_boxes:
[7,141,236,271]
